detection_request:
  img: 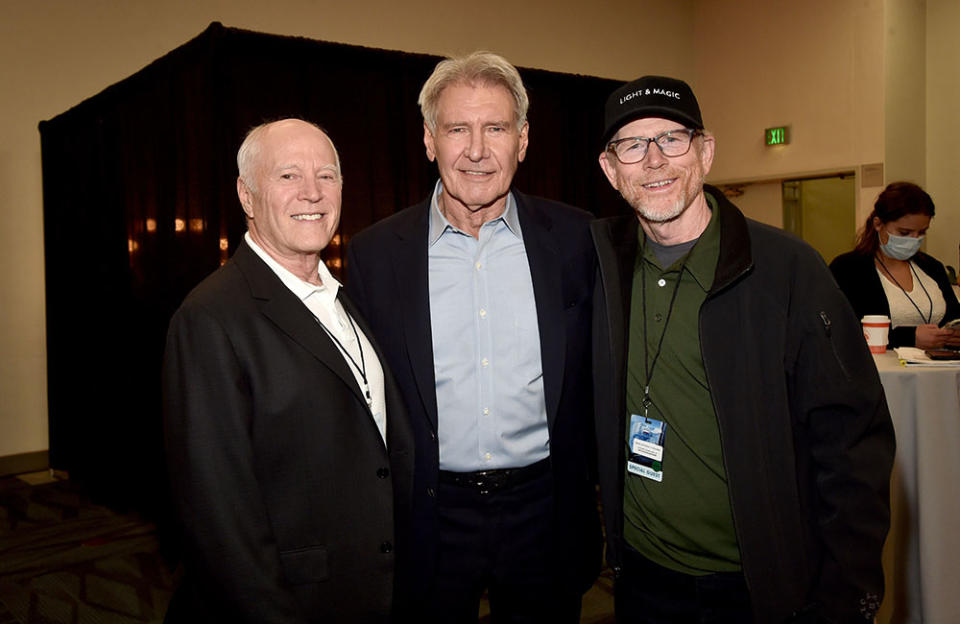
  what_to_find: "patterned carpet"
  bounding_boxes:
[0,472,613,623]
[0,473,174,624]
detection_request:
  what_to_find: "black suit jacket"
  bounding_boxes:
[163,240,414,623]
[345,190,602,607]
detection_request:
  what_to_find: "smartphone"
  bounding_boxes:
[925,349,960,360]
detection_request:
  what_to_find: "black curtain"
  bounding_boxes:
[39,22,626,515]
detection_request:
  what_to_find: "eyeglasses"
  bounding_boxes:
[606,128,701,164]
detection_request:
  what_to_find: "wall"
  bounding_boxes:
[692,0,885,234]
[0,0,694,462]
[925,0,960,270]
[692,0,885,183]
[717,181,783,228]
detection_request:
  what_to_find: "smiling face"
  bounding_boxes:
[423,82,528,221]
[237,120,342,276]
[599,117,714,228]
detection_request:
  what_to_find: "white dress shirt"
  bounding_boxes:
[245,233,387,445]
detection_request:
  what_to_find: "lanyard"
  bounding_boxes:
[877,256,933,324]
[639,249,692,419]
[314,310,373,408]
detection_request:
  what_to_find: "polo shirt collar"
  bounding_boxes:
[639,192,721,292]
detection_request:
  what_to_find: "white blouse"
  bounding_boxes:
[877,261,947,328]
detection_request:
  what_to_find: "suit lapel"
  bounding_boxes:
[391,202,440,432]
[516,193,565,430]
[233,241,367,409]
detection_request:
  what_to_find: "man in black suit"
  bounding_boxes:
[163,118,413,623]
[346,52,600,623]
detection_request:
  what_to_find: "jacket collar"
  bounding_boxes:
[704,184,753,295]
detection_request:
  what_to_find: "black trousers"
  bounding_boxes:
[614,545,752,624]
[424,464,581,624]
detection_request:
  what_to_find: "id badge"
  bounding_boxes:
[627,413,666,482]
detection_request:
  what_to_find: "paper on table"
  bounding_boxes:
[894,347,960,366]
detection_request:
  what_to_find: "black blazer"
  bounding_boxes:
[163,240,414,623]
[830,250,960,347]
[345,190,602,607]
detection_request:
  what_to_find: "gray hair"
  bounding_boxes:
[418,51,529,133]
[236,119,342,193]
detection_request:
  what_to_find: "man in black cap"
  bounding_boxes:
[590,76,896,623]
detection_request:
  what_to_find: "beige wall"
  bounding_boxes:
[718,181,784,228]
[925,0,960,270]
[693,0,885,187]
[0,0,694,460]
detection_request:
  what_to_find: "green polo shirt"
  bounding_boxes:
[623,195,742,574]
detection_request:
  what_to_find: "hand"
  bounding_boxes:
[944,328,960,348]
[914,324,954,349]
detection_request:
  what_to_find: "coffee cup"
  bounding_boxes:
[862,315,890,354]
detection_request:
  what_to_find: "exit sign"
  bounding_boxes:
[765,126,790,146]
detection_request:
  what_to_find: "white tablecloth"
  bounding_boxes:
[874,351,960,624]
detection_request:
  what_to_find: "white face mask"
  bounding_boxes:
[880,231,923,261]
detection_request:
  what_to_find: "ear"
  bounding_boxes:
[424,123,437,162]
[598,151,620,190]
[698,132,716,177]
[872,216,883,232]
[237,177,255,219]
[517,121,530,163]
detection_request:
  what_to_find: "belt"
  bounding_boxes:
[439,457,550,494]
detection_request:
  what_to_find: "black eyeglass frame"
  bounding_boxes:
[605,128,703,164]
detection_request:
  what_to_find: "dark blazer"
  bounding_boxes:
[345,190,602,607]
[163,240,414,624]
[830,249,960,347]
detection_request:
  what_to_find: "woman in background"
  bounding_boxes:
[830,181,960,349]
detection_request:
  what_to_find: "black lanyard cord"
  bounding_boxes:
[877,256,933,324]
[314,310,371,405]
[640,249,692,417]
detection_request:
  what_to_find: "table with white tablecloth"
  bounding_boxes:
[874,351,960,624]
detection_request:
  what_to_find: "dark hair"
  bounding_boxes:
[854,181,935,255]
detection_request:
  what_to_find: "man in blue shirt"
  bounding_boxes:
[346,52,601,622]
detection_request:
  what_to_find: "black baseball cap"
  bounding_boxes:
[601,75,703,145]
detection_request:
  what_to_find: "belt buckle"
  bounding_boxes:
[477,468,510,495]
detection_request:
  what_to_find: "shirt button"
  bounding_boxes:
[483,407,490,415]
[654,313,663,322]
[380,541,393,554]
[481,358,489,367]
[376,467,390,479]
[476,262,482,270]
[484,452,492,461]
[479,308,487,318]
[657,278,667,287]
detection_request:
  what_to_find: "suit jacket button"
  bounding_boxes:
[380,541,393,554]
[430,432,437,441]
[427,487,436,497]
[377,467,390,478]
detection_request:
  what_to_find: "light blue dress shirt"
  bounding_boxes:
[428,182,550,472]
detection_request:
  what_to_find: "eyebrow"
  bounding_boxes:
[441,120,512,129]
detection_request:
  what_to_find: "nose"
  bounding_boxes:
[643,140,668,168]
[299,176,323,202]
[466,130,487,161]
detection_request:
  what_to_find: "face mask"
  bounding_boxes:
[880,231,923,261]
